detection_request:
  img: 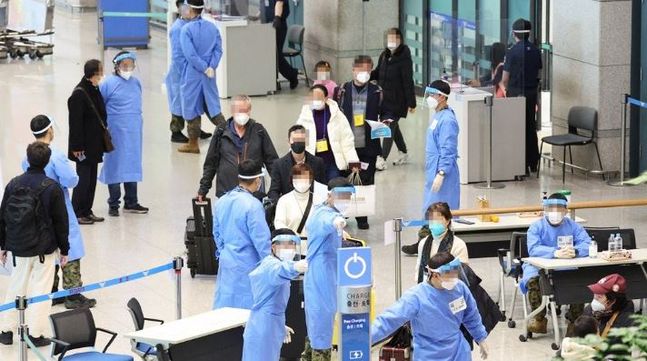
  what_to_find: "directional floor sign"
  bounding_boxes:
[338,247,372,361]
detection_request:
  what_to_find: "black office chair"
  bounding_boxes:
[49,308,133,361]
[127,297,165,360]
[537,106,603,183]
[496,232,530,328]
[282,25,309,85]
[584,227,636,251]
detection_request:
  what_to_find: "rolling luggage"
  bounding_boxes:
[378,324,412,361]
[185,198,218,278]
[379,346,410,361]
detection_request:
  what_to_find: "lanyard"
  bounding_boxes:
[601,311,620,338]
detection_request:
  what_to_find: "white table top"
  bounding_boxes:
[124,307,250,348]
[523,249,647,270]
[453,215,586,233]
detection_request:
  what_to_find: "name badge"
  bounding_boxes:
[264,0,270,7]
[316,139,329,153]
[354,114,365,127]
[430,118,438,130]
[360,162,369,170]
[449,296,467,314]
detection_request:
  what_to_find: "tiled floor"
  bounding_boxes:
[1,9,646,361]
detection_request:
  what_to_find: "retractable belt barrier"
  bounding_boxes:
[4,257,184,361]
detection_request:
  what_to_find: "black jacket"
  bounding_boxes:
[267,151,326,202]
[199,119,279,198]
[371,45,417,119]
[67,77,108,163]
[0,168,70,256]
[334,81,392,158]
[460,263,502,349]
[583,299,637,333]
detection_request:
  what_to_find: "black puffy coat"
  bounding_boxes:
[371,45,417,119]
[67,77,108,163]
[460,263,503,349]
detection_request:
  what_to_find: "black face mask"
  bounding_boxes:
[291,142,306,154]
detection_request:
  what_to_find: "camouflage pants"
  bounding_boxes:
[301,338,331,361]
[186,113,226,138]
[527,276,584,322]
[52,259,83,291]
[170,114,185,132]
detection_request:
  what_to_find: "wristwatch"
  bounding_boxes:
[438,170,446,176]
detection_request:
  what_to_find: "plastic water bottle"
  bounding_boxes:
[608,234,617,253]
[615,233,624,251]
[589,238,598,258]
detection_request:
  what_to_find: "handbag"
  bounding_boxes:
[74,87,115,153]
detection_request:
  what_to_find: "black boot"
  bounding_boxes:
[200,130,213,139]
[171,131,189,143]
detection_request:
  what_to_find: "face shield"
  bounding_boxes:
[113,52,137,80]
[423,86,448,109]
[543,198,568,226]
[32,115,60,140]
[272,234,302,261]
[425,258,467,290]
[329,186,355,215]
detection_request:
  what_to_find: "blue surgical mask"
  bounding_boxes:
[429,221,446,239]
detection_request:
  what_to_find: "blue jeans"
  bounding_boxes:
[108,182,138,209]
[324,161,340,183]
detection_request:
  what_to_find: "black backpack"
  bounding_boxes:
[3,178,56,259]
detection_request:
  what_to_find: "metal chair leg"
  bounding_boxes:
[562,146,567,184]
[593,142,604,180]
[522,290,529,319]
[300,53,310,86]
[550,300,561,350]
[568,146,574,174]
[509,282,519,320]
[537,141,544,178]
[499,273,506,314]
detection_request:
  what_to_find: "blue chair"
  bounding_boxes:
[49,308,133,361]
[126,298,164,360]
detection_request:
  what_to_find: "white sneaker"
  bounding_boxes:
[376,156,387,171]
[393,151,409,165]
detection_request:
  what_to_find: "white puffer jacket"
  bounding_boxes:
[296,99,359,171]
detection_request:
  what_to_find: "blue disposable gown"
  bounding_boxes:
[213,187,271,309]
[98,74,143,185]
[242,255,300,361]
[303,204,342,350]
[423,108,460,214]
[179,17,223,120]
[372,281,487,361]
[520,217,591,292]
[22,148,85,261]
[165,17,188,116]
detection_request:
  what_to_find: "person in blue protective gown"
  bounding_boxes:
[401,79,460,257]
[177,0,226,154]
[166,0,211,144]
[24,115,96,310]
[98,51,149,217]
[521,193,591,334]
[372,252,490,361]
[213,159,271,309]
[302,177,354,361]
[242,229,309,361]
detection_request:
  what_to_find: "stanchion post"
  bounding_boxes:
[608,94,630,187]
[393,218,403,300]
[475,95,505,189]
[173,257,184,320]
[16,296,28,361]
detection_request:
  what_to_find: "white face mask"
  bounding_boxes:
[590,299,606,312]
[120,71,133,80]
[355,71,370,84]
[387,41,398,51]
[278,248,296,262]
[234,113,250,126]
[334,199,351,214]
[547,211,564,225]
[426,96,439,109]
[441,278,459,290]
[293,180,311,193]
[316,72,330,81]
[311,100,325,110]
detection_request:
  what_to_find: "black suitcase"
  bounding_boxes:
[280,277,306,360]
[185,198,218,278]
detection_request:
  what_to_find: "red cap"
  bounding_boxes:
[587,274,626,295]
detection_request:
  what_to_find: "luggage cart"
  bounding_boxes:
[0,29,54,59]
